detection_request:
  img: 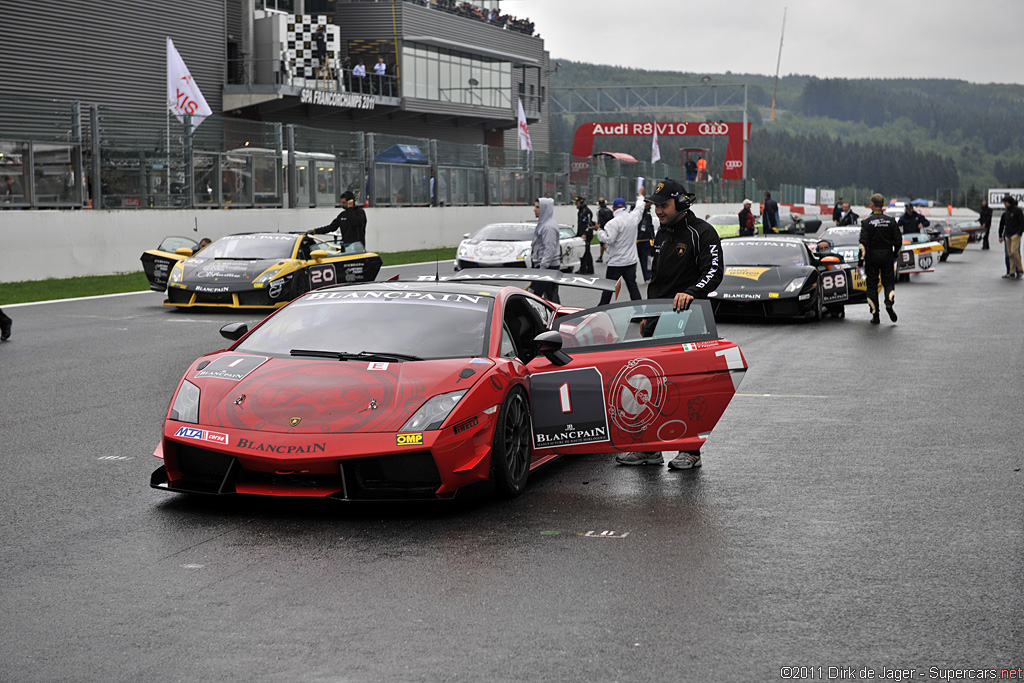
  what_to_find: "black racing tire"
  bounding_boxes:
[811,288,824,321]
[490,385,531,497]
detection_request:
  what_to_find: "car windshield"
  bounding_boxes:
[235,288,494,360]
[199,234,297,260]
[822,228,862,245]
[472,224,534,241]
[707,214,739,225]
[722,239,810,266]
[312,237,367,256]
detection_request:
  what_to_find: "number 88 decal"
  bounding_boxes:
[310,264,336,286]
[821,272,846,290]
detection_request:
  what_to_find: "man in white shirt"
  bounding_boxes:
[596,190,647,305]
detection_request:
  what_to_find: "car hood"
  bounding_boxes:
[462,240,529,260]
[180,257,283,287]
[719,265,812,289]
[188,354,493,434]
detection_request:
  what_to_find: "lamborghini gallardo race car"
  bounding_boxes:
[708,236,865,320]
[922,219,970,261]
[150,271,748,501]
[140,233,382,309]
[817,227,864,264]
[955,219,986,244]
[454,223,585,272]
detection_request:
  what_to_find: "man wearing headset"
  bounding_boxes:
[615,178,722,470]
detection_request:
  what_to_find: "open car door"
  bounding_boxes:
[305,237,383,288]
[526,300,747,456]
[140,236,200,292]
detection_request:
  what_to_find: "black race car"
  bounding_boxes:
[709,236,865,320]
[141,233,382,309]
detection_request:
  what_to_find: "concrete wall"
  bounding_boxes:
[0,203,979,283]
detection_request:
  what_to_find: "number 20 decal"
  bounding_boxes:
[310,265,336,285]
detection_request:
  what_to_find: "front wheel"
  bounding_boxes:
[811,288,824,321]
[490,386,531,496]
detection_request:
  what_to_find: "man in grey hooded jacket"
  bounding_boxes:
[531,197,561,302]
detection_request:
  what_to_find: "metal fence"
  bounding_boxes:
[3,95,765,212]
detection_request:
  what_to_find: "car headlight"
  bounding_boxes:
[170,380,200,423]
[400,390,467,432]
[785,276,807,293]
[458,244,468,257]
[254,263,286,285]
[170,263,184,283]
[517,247,530,261]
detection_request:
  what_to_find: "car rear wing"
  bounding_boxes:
[410,269,618,292]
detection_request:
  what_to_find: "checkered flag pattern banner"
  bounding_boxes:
[285,15,339,81]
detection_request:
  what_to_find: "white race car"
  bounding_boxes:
[454,222,586,272]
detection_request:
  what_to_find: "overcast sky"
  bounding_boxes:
[504,0,1024,86]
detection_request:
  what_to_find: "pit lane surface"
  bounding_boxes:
[1,252,1021,682]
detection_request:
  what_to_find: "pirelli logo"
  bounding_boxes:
[396,433,424,446]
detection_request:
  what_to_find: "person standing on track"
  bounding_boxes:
[979,199,992,250]
[0,308,11,341]
[859,193,903,324]
[615,178,722,471]
[998,194,1024,279]
[897,203,930,235]
[574,196,595,274]
[595,197,614,264]
[596,193,646,305]
[530,197,561,302]
[307,191,367,246]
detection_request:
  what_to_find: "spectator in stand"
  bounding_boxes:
[837,201,859,227]
[352,60,366,93]
[979,199,992,250]
[373,56,387,95]
[340,55,352,91]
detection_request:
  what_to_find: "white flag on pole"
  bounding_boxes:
[517,98,533,152]
[167,38,212,130]
[651,124,661,164]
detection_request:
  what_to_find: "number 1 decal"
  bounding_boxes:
[559,382,572,413]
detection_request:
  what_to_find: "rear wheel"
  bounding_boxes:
[490,386,531,496]
[811,288,824,321]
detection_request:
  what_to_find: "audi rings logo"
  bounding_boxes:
[698,122,729,135]
[725,160,743,169]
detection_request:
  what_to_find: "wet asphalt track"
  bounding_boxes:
[1,249,1022,682]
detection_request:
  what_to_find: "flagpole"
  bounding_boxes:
[166,37,171,208]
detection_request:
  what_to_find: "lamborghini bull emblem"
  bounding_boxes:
[676,242,688,257]
[290,417,302,427]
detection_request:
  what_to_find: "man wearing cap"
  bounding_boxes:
[738,198,756,236]
[859,193,902,324]
[897,203,929,235]
[596,192,646,305]
[574,196,595,274]
[307,191,367,246]
[615,178,722,470]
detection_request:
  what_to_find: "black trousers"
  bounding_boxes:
[599,263,642,306]
[865,252,896,314]
[636,241,652,281]
[530,265,561,304]
[578,242,594,274]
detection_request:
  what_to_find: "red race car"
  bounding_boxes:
[151,271,748,501]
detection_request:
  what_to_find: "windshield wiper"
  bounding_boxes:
[289,349,422,362]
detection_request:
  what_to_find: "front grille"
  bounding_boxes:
[237,290,272,306]
[192,291,234,305]
[344,451,442,499]
[172,443,237,493]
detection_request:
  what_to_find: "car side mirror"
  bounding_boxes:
[175,247,194,256]
[309,249,328,261]
[533,330,571,366]
[220,322,249,341]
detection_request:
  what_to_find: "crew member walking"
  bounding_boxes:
[616,178,722,471]
[979,199,992,250]
[897,203,929,234]
[596,193,646,305]
[859,193,902,324]
[998,194,1024,279]
[574,196,595,274]
[595,197,613,263]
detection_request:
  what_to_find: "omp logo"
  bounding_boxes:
[725,160,743,169]
[396,433,424,446]
[698,122,729,135]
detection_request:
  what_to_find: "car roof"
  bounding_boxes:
[314,280,509,297]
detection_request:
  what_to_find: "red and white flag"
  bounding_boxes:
[517,98,533,152]
[651,124,661,164]
[167,38,212,130]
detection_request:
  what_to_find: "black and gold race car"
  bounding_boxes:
[708,236,866,320]
[140,233,382,309]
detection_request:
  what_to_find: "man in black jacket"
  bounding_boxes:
[308,191,367,246]
[832,197,844,222]
[595,197,613,263]
[979,199,992,250]
[574,196,595,274]
[837,201,859,226]
[616,178,722,471]
[763,191,780,233]
[859,193,903,324]
[998,194,1024,279]
[897,203,930,234]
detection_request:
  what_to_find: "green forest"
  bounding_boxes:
[548,61,1024,202]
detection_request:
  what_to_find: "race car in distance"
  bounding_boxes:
[921,218,970,261]
[141,233,382,309]
[897,234,945,281]
[454,223,585,272]
[150,271,748,501]
[708,236,865,320]
[817,227,864,264]
[705,214,745,239]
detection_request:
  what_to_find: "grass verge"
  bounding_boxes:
[0,247,458,305]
